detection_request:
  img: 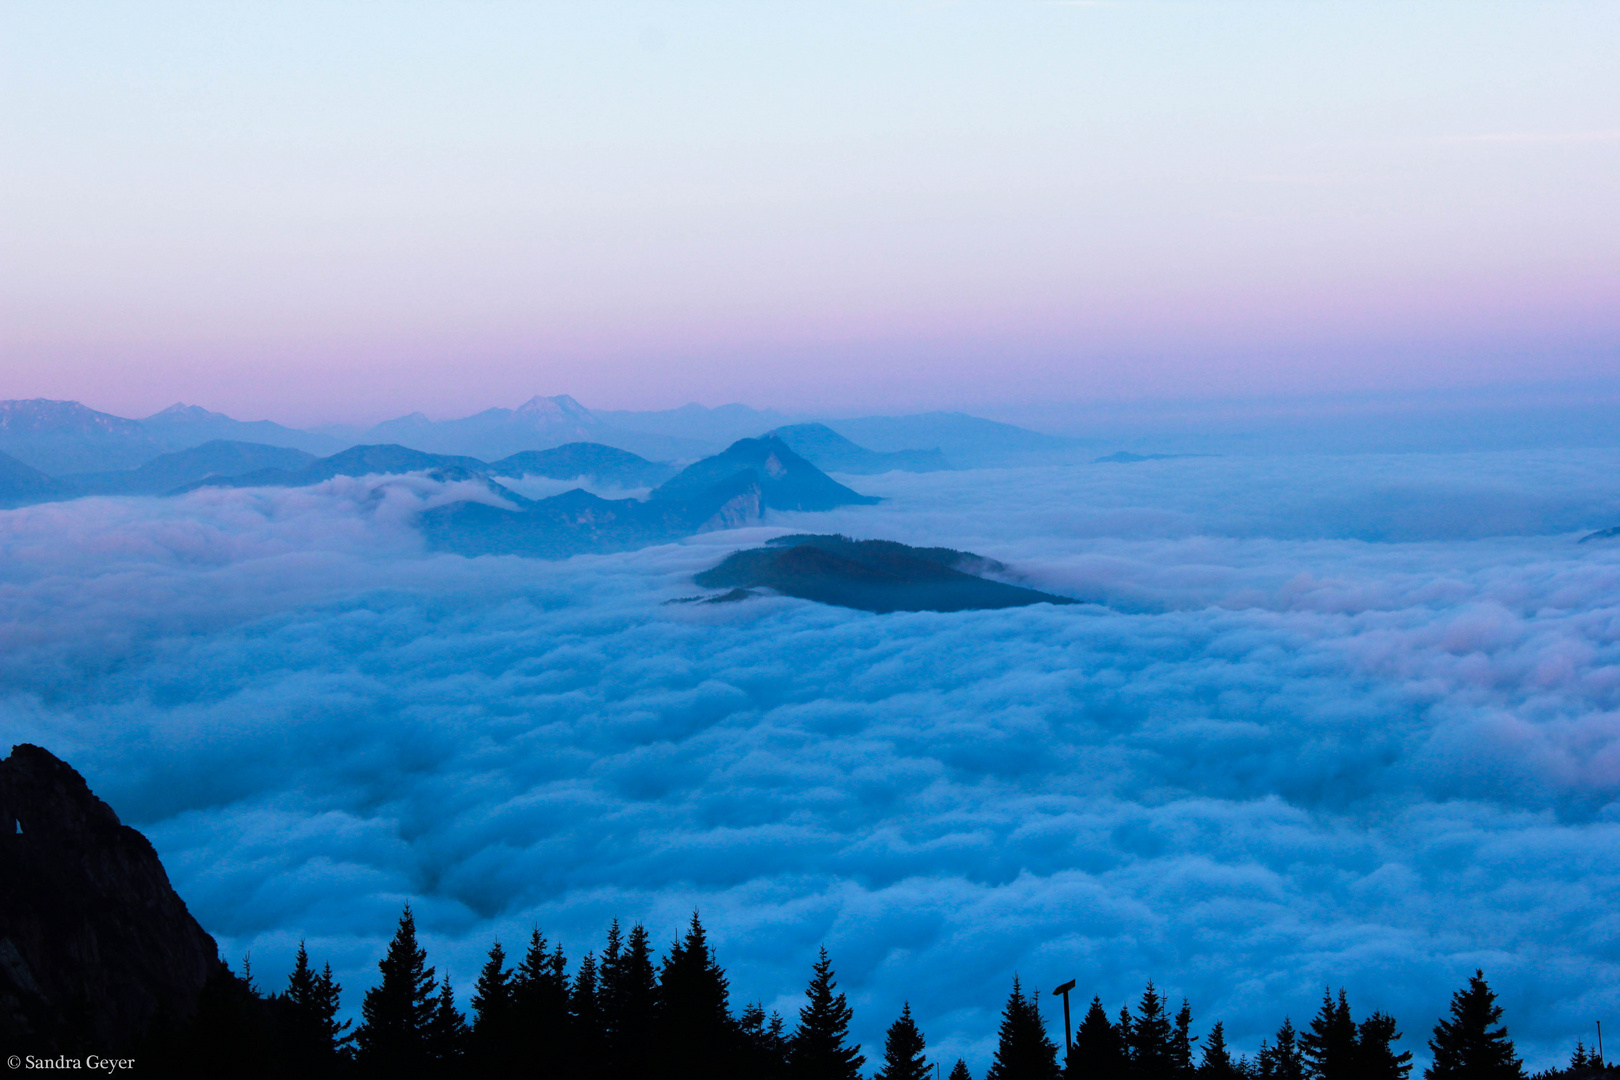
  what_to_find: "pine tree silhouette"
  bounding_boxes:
[571,950,608,1080]
[986,975,1061,1080]
[1260,1019,1305,1080]
[740,1001,792,1079]
[282,941,350,1069]
[876,1002,930,1080]
[1068,997,1127,1080]
[1424,971,1525,1080]
[950,1061,975,1080]
[1129,983,1175,1080]
[1300,989,1358,1080]
[427,975,469,1071]
[354,902,437,1074]
[789,946,865,1080]
[470,940,516,1074]
[513,927,572,1068]
[658,911,737,1078]
[1171,1000,1199,1080]
[1200,1021,1240,1080]
[1356,1012,1413,1080]
[602,921,659,1078]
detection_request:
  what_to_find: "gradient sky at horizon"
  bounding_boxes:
[3,1,1618,425]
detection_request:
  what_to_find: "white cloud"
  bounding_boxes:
[2,452,1619,1072]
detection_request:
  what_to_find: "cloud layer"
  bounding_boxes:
[3,453,1619,1072]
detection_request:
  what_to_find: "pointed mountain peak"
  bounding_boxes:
[515,395,597,423]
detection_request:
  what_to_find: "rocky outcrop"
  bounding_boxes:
[0,744,220,1054]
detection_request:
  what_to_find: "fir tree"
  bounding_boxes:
[951,1062,975,1080]
[1130,983,1175,1080]
[513,926,572,1067]
[427,975,469,1070]
[1302,990,1358,1080]
[986,975,1061,1080]
[1260,1019,1305,1080]
[354,902,437,1074]
[1171,1000,1199,1080]
[572,950,608,1080]
[657,911,737,1078]
[282,942,351,1068]
[1570,1043,1591,1072]
[789,946,865,1080]
[740,1001,792,1080]
[602,921,659,1078]
[469,940,516,1074]
[1068,997,1127,1080]
[1202,1021,1240,1080]
[876,1002,930,1080]
[1425,971,1525,1080]
[1356,1013,1413,1080]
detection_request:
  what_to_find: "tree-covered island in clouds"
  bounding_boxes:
[689,534,1079,613]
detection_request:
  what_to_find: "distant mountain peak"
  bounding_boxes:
[515,394,595,422]
[145,403,228,422]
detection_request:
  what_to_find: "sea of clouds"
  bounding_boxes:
[3,450,1620,1073]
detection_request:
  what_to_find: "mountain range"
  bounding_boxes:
[0,396,1079,481]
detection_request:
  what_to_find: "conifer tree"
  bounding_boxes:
[354,902,437,1074]
[740,1001,792,1080]
[572,951,608,1080]
[1424,971,1525,1080]
[1260,1019,1305,1080]
[1068,997,1127,1080]
[1570,1043,1591,1072]
[1356,1013,1413,1080]
[1130,983,1175,1080]
[513,927,572,1069]
[657,911,737,1078]
[602,921,659,1078]
[470,940,516,1073]
[1302,990,1358,1080]
[789,946,865,1080]
[950,1062,975,1080]
[282,942,351,1067]
[427,975,469,1071]
[1201,1021,1240,1080]
[986,975,1061,1080]
[876,1002,930,1080]
[1171,1000,1199,1080]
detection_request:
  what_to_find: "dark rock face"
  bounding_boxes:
[0,744,219,1054]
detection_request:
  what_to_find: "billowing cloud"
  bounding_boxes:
[3,453,1619,1073]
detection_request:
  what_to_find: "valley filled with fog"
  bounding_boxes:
[3,448,1619,1070]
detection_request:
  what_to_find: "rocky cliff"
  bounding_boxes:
[0,744,220,1054]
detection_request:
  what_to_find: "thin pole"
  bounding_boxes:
[1064,991,1073,1054]
[1597,1020,1603,1066]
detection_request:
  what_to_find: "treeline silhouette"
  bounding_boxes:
[144,904,1615,1080]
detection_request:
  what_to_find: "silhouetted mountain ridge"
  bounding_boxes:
[693,534,1078,613]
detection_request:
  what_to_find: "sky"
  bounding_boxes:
[3,1,1618,425]
[4,452,1619,1072]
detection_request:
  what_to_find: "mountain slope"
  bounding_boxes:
[0,399,164,474]
[488,443,674,487]
[0,744,221,1053]
[0,450,70,507]
[693,534,1077,613]
[74,440,319,495]
[650,436,879,510]
[768,423,949,474]
[140,404,347,456]
[823,412,1078,467]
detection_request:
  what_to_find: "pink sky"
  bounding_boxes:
[3,2,1617,425]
